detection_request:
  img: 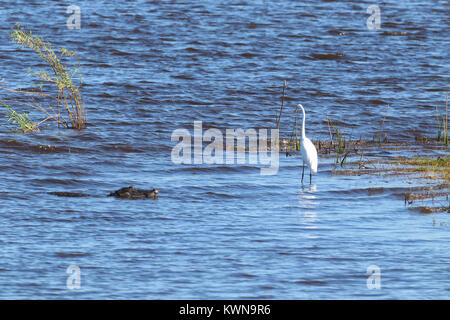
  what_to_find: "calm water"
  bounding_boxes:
[0,0,449,299]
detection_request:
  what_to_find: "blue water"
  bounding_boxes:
[0,0,449,299]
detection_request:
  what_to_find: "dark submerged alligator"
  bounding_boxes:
[49,186,159,199]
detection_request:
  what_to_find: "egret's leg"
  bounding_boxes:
[310,170,312,184]
[301,161,305,183]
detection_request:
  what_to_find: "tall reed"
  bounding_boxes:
[1,25,86,131]
[275,80,287,130]
[3,103,37,133]
[376,105,389,145]
[436,91,448,145]
[326,115,349,165]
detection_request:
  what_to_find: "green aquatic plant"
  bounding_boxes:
[395,156,450,183]
[436,91,448,146]
[2,103,37,133]
[275,80,287,130]
[376,105,389,145]
[326,115,349,166]
[1,25,86,131]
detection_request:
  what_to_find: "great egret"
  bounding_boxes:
[298,104,318,184]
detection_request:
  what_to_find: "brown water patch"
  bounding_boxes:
[311,53,345,60]
[48,191,90,197]
[295,280,327,286]
[409,206,449,214]
[402,192,448,202]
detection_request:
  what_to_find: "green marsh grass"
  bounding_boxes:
[395,156,450,183]
[436,91,448,145]
[275,80,287,130]
[1,25,86,132]
[326,115,350,166]
[2,103,37,133]
[375,105,389,145]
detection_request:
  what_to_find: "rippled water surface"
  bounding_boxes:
[0,1,449,299]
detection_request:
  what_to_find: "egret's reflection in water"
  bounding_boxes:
[297,184,319,227]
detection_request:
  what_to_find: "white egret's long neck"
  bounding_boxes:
[299,105,306,139]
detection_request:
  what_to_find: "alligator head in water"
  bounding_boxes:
[108,186,159,199]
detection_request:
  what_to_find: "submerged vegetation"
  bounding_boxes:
[436,91,448,145]
[275,80,287,130]
[394,156,450,183]
[3,103,37,133]
[375,105,389,145]
[326,115,350,166]
[0,25,86,133]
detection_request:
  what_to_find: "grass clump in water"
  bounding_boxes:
[0,25,86,132]
[436,91,448,145]
[375,105,389,145]
[3,103,37,133]
[326,115,350,166]
[395,156,450,182]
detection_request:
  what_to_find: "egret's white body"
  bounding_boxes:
[298,104,318,183]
